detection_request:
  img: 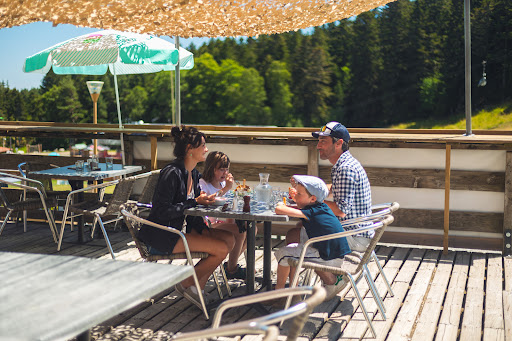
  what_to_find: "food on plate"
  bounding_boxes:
[235,179,251,192]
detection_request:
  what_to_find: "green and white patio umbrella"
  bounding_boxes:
[23,29,194,164]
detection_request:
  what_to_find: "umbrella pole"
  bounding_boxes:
[175,36,181,126]
[112,64,126,166]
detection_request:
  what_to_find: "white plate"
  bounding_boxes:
[211,197,228,206]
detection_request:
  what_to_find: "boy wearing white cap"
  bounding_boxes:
[274,175,351,302]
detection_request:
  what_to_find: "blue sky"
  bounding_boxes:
[0,22,210,90]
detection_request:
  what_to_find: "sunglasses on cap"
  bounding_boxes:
[320,125,336,133]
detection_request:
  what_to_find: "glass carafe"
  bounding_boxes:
[255,173,272,204]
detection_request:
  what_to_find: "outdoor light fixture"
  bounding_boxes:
[478,60,487,87]
[86,81,104,157]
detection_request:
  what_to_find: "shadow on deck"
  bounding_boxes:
[0,220,510,341]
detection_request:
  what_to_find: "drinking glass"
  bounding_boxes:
[90,155,99,169]
[75,160,84,173]
[105,157,114,169]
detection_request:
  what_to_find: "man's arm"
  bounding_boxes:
[324,200,346,218]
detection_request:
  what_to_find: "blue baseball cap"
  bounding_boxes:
[312,121,350,142]
[292,175,329,203]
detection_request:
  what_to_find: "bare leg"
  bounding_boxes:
[173,230,231,289]
[315,270,337,285]
[286,226,301,245]
[214,222,245,272]
[275,264,290,289]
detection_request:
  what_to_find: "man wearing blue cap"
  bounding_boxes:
[312,121,373,252]
[273,175,351,303]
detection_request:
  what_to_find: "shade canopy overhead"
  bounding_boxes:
[1,0,394,38]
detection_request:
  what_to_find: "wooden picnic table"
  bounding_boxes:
[0,251,193,341]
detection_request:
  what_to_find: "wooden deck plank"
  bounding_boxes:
[365,248,426,341]
[338,248,399,339]
[504,290,512,341]
[296,246,395,340]
[459,253,486,341]
[411,251,456,341]
[483,254,505,340]
[386,250,440,341]
[340,247,417,340]
[504,257,512,292]
[435,251,471,341]
[0,221,509,341]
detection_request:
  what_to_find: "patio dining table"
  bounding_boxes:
[0,251,193,341]
[30,163,143,243]
[185,197,289,295]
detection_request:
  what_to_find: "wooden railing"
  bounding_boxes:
[1,121,512,254]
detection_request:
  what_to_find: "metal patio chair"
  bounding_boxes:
[126,169,160,215]
[58,176,137,259]
[17,162,70,231]
[172,286,326,341]
[362,202,400,297]
[285,215,394,338]
[0,172,58,242]
[298,203,399,315]
[120,204,232,320]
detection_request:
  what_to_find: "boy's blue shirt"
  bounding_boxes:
[300,202,352,260]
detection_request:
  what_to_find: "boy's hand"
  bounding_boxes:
[275,203,306,219]
[288,187,298,201]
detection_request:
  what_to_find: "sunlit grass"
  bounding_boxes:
[391,102,512,130]
[50,180,115,194]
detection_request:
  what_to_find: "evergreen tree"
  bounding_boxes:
[265,60,293,125]
[345,11,383,127]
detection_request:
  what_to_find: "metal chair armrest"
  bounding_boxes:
[120,208,196,266]
[371,201,400,213]
[0,175,48,200]
[17,162,27,178]
[172,322,278,341]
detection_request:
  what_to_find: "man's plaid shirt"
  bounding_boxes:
[331,151,373,238]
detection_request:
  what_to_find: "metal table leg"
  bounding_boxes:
[246,220,256,294]
[263,221,272,291]
[68,180,86,243]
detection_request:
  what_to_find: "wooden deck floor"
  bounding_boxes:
[1,220,510,341]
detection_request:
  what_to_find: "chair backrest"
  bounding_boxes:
[172,286,326,341]
[0,185,14,209]
[103,176,137,216]
[137,170,160,205]
[0,172,46,209]
[355,215,394,271]
[120,203,152,259]
[18,162,59,192]
[121,203,197,263]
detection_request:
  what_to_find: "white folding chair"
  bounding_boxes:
[285,215,394,338]
[172,286,326,341]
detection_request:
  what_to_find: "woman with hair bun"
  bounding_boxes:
[138,125,235,309]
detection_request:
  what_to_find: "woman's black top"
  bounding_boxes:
[138,159,208,253]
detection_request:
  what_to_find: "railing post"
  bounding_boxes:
[307,144,319,177]
[150,136,158,171]
[443,143,451,254]
[503,151,512,256]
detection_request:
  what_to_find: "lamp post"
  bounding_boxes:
[86,81,104,157]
